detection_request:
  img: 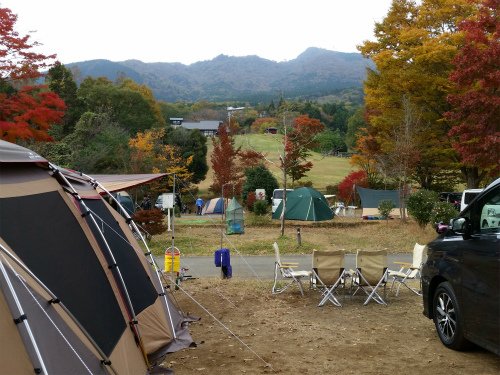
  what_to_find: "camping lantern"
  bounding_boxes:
[225,198,244,234]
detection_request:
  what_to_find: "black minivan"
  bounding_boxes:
[421,178,500,355]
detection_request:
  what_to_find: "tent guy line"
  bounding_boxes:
[174,281,277,372]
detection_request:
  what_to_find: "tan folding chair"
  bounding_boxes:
[272,242,309,296]
[351,249,388,305]
[311,249,347,307]
[388,243,426,296]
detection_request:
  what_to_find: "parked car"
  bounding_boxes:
[271,189,293,213]
[460,188,483,212]
[421,178,500,355]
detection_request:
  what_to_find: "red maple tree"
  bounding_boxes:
[283,115,325,186]
[209,126,244,197]
[445,0,500,176]
[0,7,66,143]
[337,170,369,203]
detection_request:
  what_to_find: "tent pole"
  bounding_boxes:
[77,169,179,340]
[50,165,152,369]
[0,243,119,374]
[172,174,176,290]
[0,255,49,375]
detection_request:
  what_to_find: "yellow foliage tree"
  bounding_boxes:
[357,0,479,189]
[129,128,194,192]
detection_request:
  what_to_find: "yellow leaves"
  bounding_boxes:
[129,128,193,181]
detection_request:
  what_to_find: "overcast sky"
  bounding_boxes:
[2,0,394,65]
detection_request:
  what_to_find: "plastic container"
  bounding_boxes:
[165,251,180,272]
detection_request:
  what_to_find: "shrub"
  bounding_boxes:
[406,189,439,229]
[132,208,168,239]
[431,201,458,224]
[378,199,395,224]
[245,191,257,212]
[253,200,268,216]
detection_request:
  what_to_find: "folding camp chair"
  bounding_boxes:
[272,242,310,296]
[311,249,347,307]
[388,243,426,296]
[351,249,388,305]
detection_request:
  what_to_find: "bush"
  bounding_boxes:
[245,191,257,212]
[431,201,458,224]
[132,208,168,239]
[406,189,439,229]
[378,199,395,223]
[253,200,268,216]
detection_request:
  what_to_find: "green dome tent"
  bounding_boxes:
[225,197,244,234]
[272,187,334,221]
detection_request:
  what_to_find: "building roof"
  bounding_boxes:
[181,120,222,130]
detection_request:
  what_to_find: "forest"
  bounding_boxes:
[1,0,499,203]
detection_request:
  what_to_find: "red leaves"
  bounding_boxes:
[0,86,66,143]
[209,126,244,196]
[337,170,369,203]
[0,7,64,143]
[445,0,500,173]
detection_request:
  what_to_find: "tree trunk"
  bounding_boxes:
[461,166,487,188]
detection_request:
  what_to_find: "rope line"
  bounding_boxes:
[170,276,276,373]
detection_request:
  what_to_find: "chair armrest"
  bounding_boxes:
[393,261,411,266]
[280,265,298,269]
[282,262,299,265]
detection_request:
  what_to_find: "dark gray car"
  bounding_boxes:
[421,178,500,355]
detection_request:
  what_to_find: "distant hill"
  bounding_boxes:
[67,47,374,103]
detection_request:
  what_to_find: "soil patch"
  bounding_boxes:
[162,278,499,374]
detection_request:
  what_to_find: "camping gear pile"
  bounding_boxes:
[0,140,196,375]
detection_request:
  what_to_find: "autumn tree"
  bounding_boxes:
[209,125,243,197]
[445,0,500,184]
[129,128,194,193]
[337,170,369,204]
[248,105,325,235]
[0,7,66,143]
[249,117,277,134]
[357,0,479,189]
[285,114,326,188]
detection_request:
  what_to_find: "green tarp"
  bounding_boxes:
[272,187,334,221]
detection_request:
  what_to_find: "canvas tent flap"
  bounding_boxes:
[355,185,408,217]
[59,168,170,194]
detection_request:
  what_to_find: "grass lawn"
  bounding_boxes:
[145,213,438,257]
[196,133,352,196]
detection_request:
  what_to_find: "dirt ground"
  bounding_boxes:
[161,278,499,375]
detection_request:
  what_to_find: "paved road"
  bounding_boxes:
[154,253,414,280]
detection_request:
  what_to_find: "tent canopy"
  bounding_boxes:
[355,185,407,217]
[203,198,226,215]
[272,187,334,221]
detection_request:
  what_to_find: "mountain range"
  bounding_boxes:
[67,47,374,103]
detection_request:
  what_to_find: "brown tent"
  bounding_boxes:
[0,140,195,375]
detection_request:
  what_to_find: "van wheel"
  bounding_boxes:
[433,282,470,351]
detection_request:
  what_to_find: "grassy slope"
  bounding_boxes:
[196,133,352,195]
